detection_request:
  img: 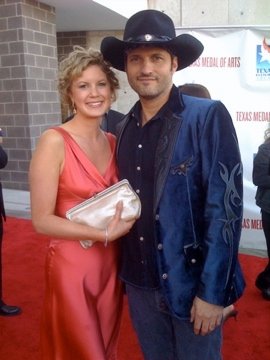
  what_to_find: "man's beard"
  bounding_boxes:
[130,81,161,99]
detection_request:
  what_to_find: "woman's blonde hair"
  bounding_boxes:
[58,46,119,113]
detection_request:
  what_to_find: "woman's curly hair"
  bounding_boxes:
[58,46,119,113]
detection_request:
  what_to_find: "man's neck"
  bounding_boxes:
[140,88,172,125]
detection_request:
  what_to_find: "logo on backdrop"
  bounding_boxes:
[256,37,270,80]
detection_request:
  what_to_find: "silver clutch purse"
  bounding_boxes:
[66,179,141,248]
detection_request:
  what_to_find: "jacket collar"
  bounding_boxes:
[129,84,185,120]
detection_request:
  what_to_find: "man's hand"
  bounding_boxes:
[190,296,223,336]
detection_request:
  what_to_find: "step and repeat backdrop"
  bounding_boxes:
[174,26,270,250]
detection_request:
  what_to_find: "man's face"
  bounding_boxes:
[125,46,178,100]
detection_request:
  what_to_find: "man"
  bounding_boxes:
[0,142,21,316]
[101,9,245,360]
[101,109,124,133]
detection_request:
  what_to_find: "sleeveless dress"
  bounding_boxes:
[40,127,123,360]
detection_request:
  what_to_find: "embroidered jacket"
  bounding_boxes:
[117,86,245,318]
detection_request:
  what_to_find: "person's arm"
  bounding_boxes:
[252,144,270,187]
[0,144,8,220]
[0,145,8,170]
[29,129,134,244]
[190,101,243,335]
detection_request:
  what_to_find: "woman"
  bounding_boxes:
[29,47,135,359]
[253,128,270,300]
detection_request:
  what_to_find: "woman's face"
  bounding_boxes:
[69,65,113,119]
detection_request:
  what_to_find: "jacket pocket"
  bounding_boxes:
[171,157,193,176]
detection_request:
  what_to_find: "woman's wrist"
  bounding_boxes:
[104,227,108,247]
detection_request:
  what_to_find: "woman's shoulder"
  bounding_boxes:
[36,127,66,153]
[41,126,65,140]
[105,131,116,140]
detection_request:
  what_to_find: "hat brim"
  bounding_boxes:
[101,34,203,71]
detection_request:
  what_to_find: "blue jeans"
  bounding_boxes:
[125,284,222,360]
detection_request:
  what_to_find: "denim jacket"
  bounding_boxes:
[117,86,245,318]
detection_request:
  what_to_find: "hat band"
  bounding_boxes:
[125,34,172,43]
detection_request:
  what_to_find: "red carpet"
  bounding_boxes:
[0,217,270,360]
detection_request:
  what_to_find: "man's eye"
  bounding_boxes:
[129,57,139,62]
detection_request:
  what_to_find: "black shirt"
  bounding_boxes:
[118,102,165,289]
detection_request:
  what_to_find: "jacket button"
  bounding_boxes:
[155,214,159,221]
[157,243,163,250]
[191,258,196,264]
[162,273,168,280]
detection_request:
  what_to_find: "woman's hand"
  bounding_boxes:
[106,201,136,243]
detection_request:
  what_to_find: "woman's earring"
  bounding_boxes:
[72,102,77,115]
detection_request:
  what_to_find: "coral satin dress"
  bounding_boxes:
[41,127,123,360]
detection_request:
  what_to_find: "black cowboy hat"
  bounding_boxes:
[101,9,204,72]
